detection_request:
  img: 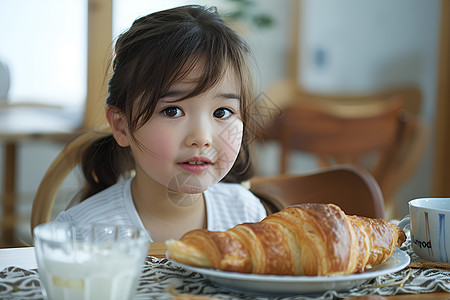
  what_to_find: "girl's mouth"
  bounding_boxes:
[186,161,207,165]
[177,157,212,173]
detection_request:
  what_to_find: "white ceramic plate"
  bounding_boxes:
[169,249,410,296]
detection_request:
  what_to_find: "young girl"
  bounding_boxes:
[54,5,267,242]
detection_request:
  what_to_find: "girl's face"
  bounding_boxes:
[121,67,243,194]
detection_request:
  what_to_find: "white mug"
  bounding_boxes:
[398,198,450,263]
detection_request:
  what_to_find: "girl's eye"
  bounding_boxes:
[162,106,183,118]
[213,108,233,119]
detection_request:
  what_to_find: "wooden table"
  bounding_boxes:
[0,104,82,245]
[0,245,448,299]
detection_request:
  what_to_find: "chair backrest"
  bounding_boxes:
[276,96,404,173]
[250,165,385,218]
[261,91,427,218]
[30,127,112,232]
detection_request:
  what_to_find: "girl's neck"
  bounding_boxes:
[131,168,207,242]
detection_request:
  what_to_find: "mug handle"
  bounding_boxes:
[397,215,410,229]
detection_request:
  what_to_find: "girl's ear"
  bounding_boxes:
[106,105,130,147]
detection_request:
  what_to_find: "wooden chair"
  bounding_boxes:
[30,126,112,232]
[259,85,427,218]
[250,165,385,218]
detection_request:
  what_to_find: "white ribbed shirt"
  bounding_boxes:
[54,178,267,242]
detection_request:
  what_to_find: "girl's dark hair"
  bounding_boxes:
[78,5,257,202]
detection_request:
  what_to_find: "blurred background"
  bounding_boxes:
[0,0,448,247]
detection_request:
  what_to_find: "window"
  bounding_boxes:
[0,0,87,107]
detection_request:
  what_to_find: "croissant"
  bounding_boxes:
[166,203,406,276]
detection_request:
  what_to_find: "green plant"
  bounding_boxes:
[222,0,274,29]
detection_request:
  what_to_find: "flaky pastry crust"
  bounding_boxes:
[166,203,406,276]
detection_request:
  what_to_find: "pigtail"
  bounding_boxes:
[69,134,134,206]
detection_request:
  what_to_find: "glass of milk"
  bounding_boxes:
[33,223,149,300]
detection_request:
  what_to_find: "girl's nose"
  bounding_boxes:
[185,127,212,148]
